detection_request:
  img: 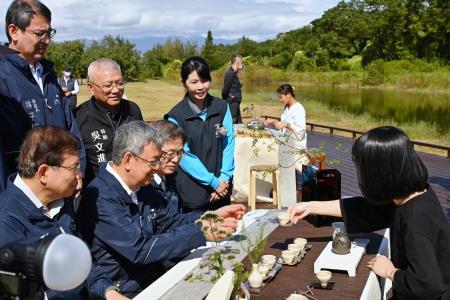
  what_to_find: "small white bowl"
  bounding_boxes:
[287,294,309,300]
[277,212,291,226]
[316,270,332,288]
[293,238,307,247]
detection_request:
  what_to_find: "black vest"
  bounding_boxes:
[57,77,77,107]
[165,94,228,211]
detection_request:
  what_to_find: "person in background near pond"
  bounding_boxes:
[264,83,307,150]
[58,65,79,112]
[165,56,235,212]
[74,58,143,183]
[0,0,85,193]
[222,54,243,124]
[288,126,450,300]
[0,126,128,300]
[78,121,244,297]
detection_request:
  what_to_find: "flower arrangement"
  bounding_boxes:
[184,212,237,283]
[185,214,269,299]
[242,116,341,170]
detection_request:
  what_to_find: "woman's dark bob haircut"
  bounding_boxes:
[277,83,295,98]
[180,56,212,84]
[352,126,428,205]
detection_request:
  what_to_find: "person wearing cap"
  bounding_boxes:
[58,66,79,112]
[0,0,85,193]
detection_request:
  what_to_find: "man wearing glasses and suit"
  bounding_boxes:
[78,121,246,297]
[74,58,143,183]
[0,0,84,192]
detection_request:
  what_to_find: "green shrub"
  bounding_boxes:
[347,55,363,71]
[290,51,316,72]
[269,51,293,69]
[363,59,385,86]
[163,59,182,81]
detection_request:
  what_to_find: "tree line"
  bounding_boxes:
[46,0,449,81]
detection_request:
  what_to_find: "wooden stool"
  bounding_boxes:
[248,164,281,211]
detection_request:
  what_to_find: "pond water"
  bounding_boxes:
[245,85,450,133]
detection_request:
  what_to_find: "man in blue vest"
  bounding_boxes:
[0,0,85,193]
[58,65,79,112]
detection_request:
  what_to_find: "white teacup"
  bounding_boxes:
[277,212,291,226]
[287,243,303,255]
[257,264,270,277]
[261,255,276,268]
[281,250,297,264]
[293,238,307,248]
[286,293,309,300]
[316,270,332,288]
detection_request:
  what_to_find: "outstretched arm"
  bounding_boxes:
[287,200,342,224]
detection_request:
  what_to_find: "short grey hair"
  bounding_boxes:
[231,54,242,64]
[87,58,122,81]
[112,121,163,164]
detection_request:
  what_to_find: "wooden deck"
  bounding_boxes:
[251,130,450,221]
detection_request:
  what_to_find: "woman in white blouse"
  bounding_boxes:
[264,83,307,151]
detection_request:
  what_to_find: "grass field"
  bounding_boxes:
[78,79,449,156]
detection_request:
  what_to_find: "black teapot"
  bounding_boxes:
[332,232,351,255]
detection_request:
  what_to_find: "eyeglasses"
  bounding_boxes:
[24,28,56,41]
[53,163,81,174]
[132,153,165,169]
[162,150,185,160]
[89,81,125,93]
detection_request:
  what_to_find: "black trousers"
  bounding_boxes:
[228,101,242,124]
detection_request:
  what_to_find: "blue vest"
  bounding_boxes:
[165,94,228,210]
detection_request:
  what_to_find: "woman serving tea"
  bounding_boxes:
[288,126,450,299]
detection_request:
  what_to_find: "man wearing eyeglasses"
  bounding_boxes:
[0,0,85,192]
[74,58,143,183]
[78,121,245,297]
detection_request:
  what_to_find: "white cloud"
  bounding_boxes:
[0,0,340,42]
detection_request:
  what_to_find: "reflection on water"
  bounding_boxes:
[246,85,450,133]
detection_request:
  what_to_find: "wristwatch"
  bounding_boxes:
[104,285,120,296]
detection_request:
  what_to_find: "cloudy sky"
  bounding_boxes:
[0,0,340,42]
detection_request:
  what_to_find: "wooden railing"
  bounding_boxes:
[258,116,450,159]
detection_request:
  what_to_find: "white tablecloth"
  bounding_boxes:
[232,136,278,203]
[133,210,274,300]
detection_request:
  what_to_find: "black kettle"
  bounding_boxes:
[332,232,351,255]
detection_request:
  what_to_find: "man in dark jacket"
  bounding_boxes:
[0,126,122,300]
[58,65,79,112]
[222,54,243,124]
[0,0,84,192]
[78,121,245,297]
[74,58,143,183]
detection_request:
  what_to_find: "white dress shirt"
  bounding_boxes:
[29,62,44,94]
[13,174,64,220]
[106,162,138,205]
